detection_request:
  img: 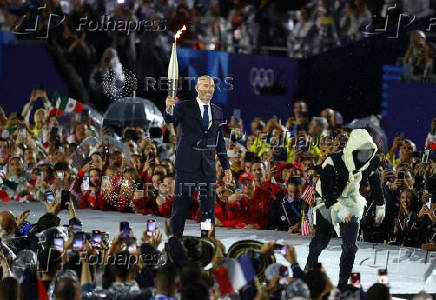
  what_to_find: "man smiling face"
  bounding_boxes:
[195,76,215,103]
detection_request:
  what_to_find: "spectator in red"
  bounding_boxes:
[156,176,174,218]
[238,171,275,229]
[219,184,247,229]
[252,161,284,195]
[78,168,105,210]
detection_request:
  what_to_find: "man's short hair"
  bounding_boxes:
[155,263,180,296]
[108,251,136,279]
[305,265,327,299]
[367,283,390,300]
[181,281,209,300]
[55,277,80,300]
[311,117,328,132]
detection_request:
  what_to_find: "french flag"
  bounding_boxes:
[214,255,255,295]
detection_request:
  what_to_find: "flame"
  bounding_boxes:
[175,25,187,42]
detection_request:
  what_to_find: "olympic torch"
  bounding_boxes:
[167,25,186,113]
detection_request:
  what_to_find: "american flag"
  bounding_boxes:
[301,177,315,206]
[301,212,311,237]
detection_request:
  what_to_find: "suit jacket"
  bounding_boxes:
[164,99,230,179]
[268,195,302,231]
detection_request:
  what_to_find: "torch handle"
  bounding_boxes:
[168,78,178,98]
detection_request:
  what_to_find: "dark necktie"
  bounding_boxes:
[202,104,209,131]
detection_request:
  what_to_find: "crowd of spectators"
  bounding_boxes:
[1,0,435,108]
[0,86,435,298]
[0,88,435,245]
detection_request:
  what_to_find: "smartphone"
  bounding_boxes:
[53,237,64,251]
[127,237,137,254]
[350,272,361,288]
[245,151,255,162]
[201,218,212,238]
[19,127,26,137]
[279,265,289,286]
[91,230,102,249]
[44,191,55,203]
[57,171,64,180]
[273,244,287,255]
[50,127,58,141]
[227,149,238,158]
[61,190,70,209]
[397,132,405,140]
[82,176,90,191]
[273,147,287,162]
[377,269,388,284]
[120,221,130,239]
[385,163,394,171]
[134,183,144,199]
[147,219,156,237]
[295,139,309,152]
[73,232,86,251]
[102,176,110,190]
[422,150,430,164]
[427,198,432,209]
[398,171,405,180]
[235,184,242,193]
[148,153,155,166]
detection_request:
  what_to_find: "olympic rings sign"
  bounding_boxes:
[249,67,274,95]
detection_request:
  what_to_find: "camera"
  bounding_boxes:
[73,232,86,251]
[61,190,70,210]
[279,265,289,286]
[201,212,212,237]
[44,191,55,203]
[273,244,287,255]
[82,176,90,191]
[377,269,388,284]
[147,219,156,237]
[53,237,64,251]
[120,221,130,239]
[91,230,102,249]
[398,171,405,180]
[350,272,361,288]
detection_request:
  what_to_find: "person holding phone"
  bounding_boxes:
[155,177,175,218]
[164,76,232,238]
[386,134,416,170]
[77,168,105,210]
[392,189,428,247]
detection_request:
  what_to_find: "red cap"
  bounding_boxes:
[238,171,255,183]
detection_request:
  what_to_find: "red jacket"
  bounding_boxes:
[241,187,275,229]
[78,191,107,210]
[157,195,174,218]
[218,200,246,229]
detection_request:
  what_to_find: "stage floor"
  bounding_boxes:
[2,202,435,295]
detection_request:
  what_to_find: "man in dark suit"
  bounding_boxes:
[164,75,232,237]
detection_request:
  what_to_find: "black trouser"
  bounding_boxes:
[170,170,216,238]
[306,210,360,285]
